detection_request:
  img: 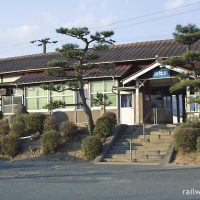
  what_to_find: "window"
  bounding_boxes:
[26,86,47,110]
[121,94,132,108]
[190,90,200,112]
[50,84,75,109]
[2,96,22,114]
[90,80,117,107]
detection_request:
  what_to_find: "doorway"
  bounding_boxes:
[150,87,173,123]
[120,92,134,125]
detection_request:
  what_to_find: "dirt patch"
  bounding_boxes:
[173,152,200,165]
[9,132,88,161]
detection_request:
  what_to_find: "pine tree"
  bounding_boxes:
[42,27,115,134]
[162,23,200,104]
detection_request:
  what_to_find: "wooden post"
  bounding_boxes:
[135,80,140,124]
[176,94,180,123]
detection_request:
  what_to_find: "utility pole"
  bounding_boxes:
[30,38,57,53]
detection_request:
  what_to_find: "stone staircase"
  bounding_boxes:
[102,124,177,164]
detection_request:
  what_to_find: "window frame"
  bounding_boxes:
[26,85,48,112]
[50,83,75,111]
[90,80,117,110]
[2,95,23,114]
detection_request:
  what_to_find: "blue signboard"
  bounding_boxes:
[152,67,170,78]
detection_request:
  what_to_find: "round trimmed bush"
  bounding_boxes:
[60,121,78,140]
[44,115,56,132]
[173,125,199,153]
[81,136,103,160]
[0,111,3,120]
[10,121,26,137]
[197,137,200,153]
[13,104,27,115]
[0,123,10,136]
[11,114,25,124]
[25,113,46,133]
[41,130,60,154]
[102,112,117,128]
[93,117,113,138]
[1,135,21,157]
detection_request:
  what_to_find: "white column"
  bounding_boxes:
[135,80,140,124]
[186,87,190,112]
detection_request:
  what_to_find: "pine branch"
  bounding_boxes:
[170,79,200,93]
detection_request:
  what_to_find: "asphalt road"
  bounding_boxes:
[0,159,200,200]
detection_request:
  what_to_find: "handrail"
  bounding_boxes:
[128,108,158,162]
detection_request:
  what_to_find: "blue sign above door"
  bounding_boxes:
[152,67,170,78]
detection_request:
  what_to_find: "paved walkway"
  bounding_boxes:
[0,159,200,200]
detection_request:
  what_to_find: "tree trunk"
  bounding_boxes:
[78,79,94,135]
[191,62,198,79]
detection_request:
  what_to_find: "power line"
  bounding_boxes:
[91,1,200,29]
[0,2,199,54]
[111,8,200,30]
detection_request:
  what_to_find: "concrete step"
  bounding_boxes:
[131,139,172,144]
[113,143,170,150]
[135,135,172,140]
[109,149,167,155]
[149,131,173,136]
[104,156,164,163]
[144,124,178,129]
[105,153,165,159]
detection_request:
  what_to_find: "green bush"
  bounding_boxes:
[0,123,10,136]
[10,114,24,123]
[197,137,200,153]
[81,136,103,160]
[93,117,113,138]
[41,130,60,154]
[0,111,3,120]
[0,135,3,153]
[173,124,200,153]
[1,135,21,157]
[44,115,56,132]
[102,112,117,128]
[25,113,46,133]
[185,117,200,128]
[10,121,26,137]
[13,104,27,115]
[60,121,78,141]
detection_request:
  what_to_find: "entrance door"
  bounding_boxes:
[150,88,173,123]
[120,92,134,125]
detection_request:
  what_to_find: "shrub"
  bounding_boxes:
[60,121,78,141]
[41,130,60,154]
[44,115,56,132]
[93,117,113,138]
[0,111,3,120]
[81,136,103,160]
[13,104,27,115]
[173,125,200,153]
[10,114,25,124]
[197,137,200,153]
[102,112,117,128]
[0,123,10,136]
[1,135,21,157]
[25,113,46,133]
[10,121,26,137]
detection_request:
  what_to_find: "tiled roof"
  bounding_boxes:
[0,39,200,74]
[94,39,200,63]
[14,64,132,85]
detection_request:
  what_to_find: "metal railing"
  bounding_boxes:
[128,108,158,162]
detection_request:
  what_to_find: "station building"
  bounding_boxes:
[0,39,199,124]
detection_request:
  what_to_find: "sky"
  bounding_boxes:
[0,0,199,58]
